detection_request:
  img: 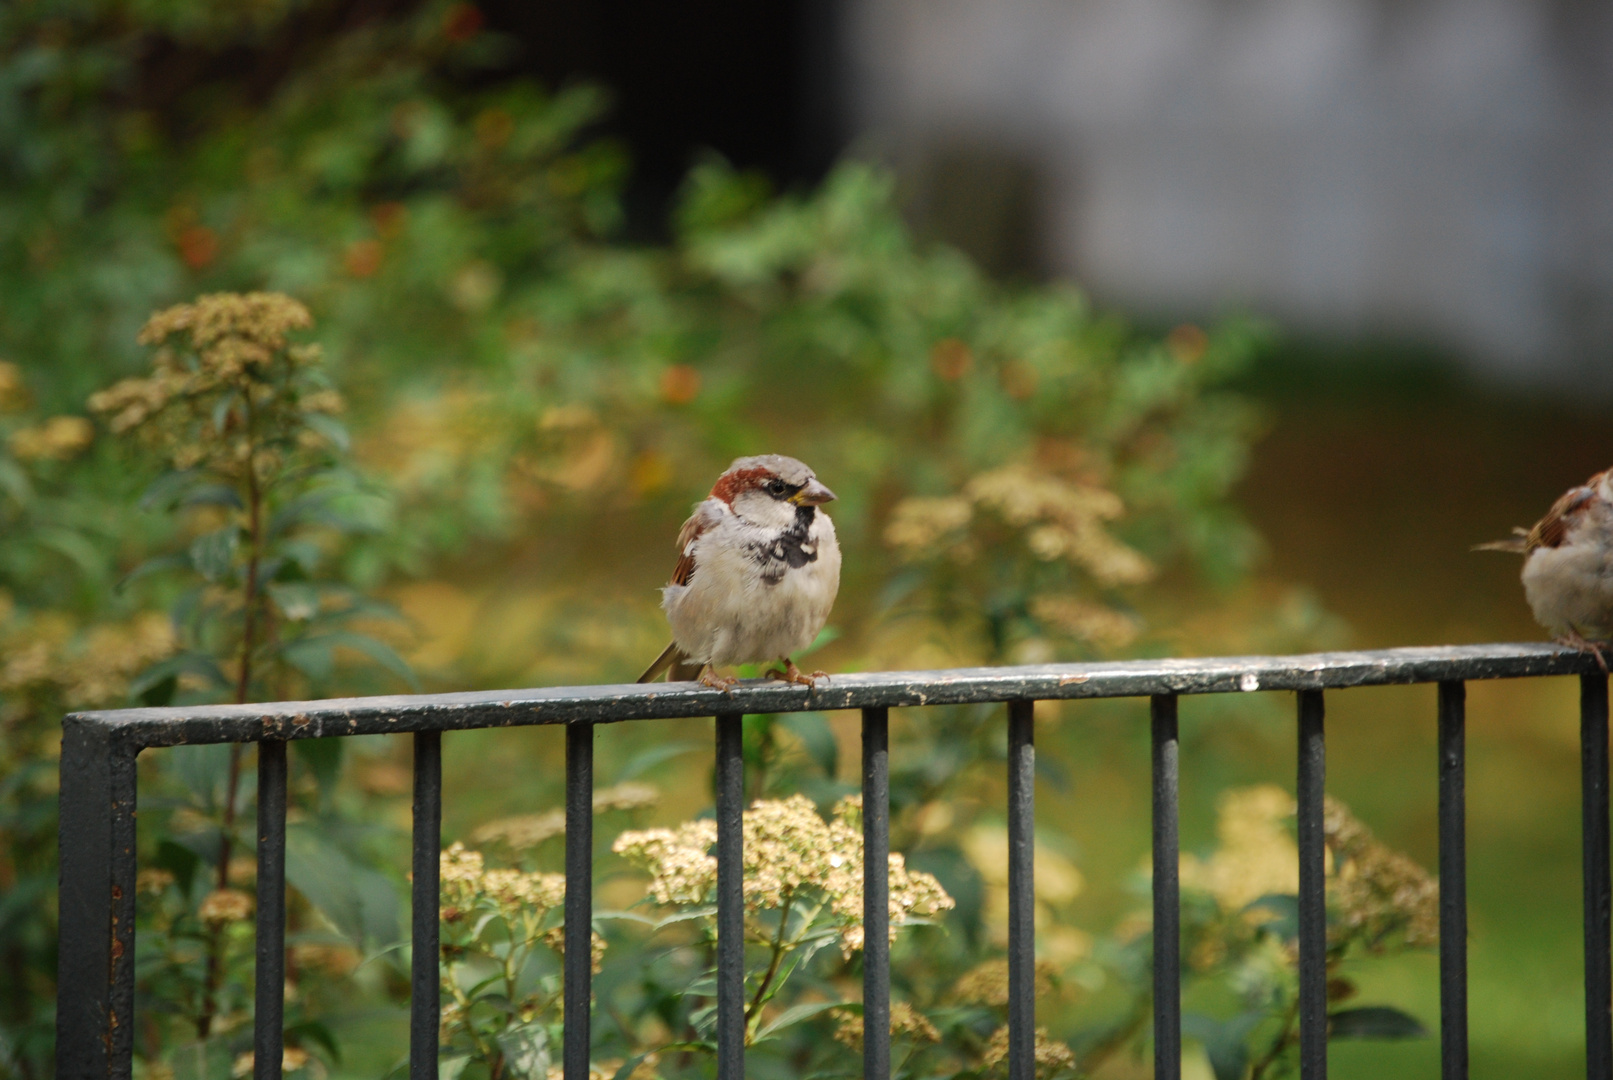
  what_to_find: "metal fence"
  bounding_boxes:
[57,643,1612,1080]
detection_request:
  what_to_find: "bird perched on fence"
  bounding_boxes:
[1476,467,1613,669]
[638,454,841,691]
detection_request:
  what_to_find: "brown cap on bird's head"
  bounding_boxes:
[711,454,836,507]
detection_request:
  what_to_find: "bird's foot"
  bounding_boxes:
[1556,631,1610,672]
[698,665,738,692]
[766,658,829,688]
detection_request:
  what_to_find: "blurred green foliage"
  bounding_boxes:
[0,2,1434,1078]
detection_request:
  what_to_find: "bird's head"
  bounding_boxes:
[710,454,836,530]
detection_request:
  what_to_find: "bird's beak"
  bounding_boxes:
[791,478,837,506]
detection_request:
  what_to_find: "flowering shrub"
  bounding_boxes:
[437,842,601,1078]
[1178,786,1439,1079]
[607,794,952,1061]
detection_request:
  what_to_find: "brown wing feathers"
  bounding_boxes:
[1475,470,1606,554]
[636,503,721,681]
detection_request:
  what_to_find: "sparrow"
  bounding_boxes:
[1476,467,1613,669]
[637,454,842,691]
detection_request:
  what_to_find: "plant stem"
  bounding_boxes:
[198,401,265,1038]
[1074,996,1151,1076]
[1248,998,1301,1080]
[235,404,264,706]
[744,891,795,1032]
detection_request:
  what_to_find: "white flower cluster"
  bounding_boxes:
[613,794,954,954]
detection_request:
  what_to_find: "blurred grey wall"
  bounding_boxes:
[846,0,1613,384]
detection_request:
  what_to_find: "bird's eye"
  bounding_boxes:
[766,480,787,497]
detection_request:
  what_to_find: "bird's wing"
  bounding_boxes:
[1525,482,1600,552]
[636,643,707,683]
[670,499,724,586]
[637,641,681,682]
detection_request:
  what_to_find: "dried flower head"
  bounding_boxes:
[198,888,254,926]
[0,611,174,713]
[9,416,93,462]
[964,466,1152,585]
[980,1025,1078,1078]
[136,868,177,896]
[1179,784,1299,912]
[231,1047,309,1078]
[614,794,953,955]
[1323,795,1439,948]
[289,943,361,977]
[832,1001,941,1050]
[950,958,1062,1006]
[1181,785,1438,950]
[88,292,340,482]
[471,809,567,850]
[612,819,719,905]
[541,925,607,974]
[0,362,25,412]
[439,841,566,921]
[593,781,659,813]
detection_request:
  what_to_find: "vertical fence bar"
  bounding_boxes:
[255,741,288,1080]
[862,707,892,1080]
[564,723,595,1080]
[57,720,139,1080]
[1437,681,1468,1080]
[1582,673,1611,1079]
[411,731,443,1080]
[1007,700,1036,1080]
[1297,689,1327,1080]
[715,713,745,1080]
[1151,695,1181,1080]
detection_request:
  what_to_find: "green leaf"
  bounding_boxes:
[168,1037,233,1080]
[154,839,202,895]
[285,825,401,951]
[0,458,33,504]
[292,738,343,800]
[180,484,244,511]
[270,490,356,539]
[1244,893,1299,940]
[1328,1006,1428,1040]
[285,1018,341,1063]
[496,1020,551,1080]
[610,1052,660,1080]
[315,630,419,689]
[782,712,837,777]
[303,412,351,452]
[117,552,191,592]
[1183,1011,1264,1080]
[139,469,202,511]
[37,527,108,584]
[753,1000,844,1042]
[138,674,177,707]
[438,1056,471,1080]
[615,739,705,781]
[654,905,718,931]
[129,652,230,700]
[269,581,321,621]
[189,525,239,582]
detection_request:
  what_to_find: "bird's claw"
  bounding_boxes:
[1556,631,1610,672]
[698,666,738,693]
[767,659,829,688]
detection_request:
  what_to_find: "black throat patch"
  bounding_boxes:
[750,505,819,583]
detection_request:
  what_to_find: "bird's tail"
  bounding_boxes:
[637,643,705,683]
[1473,527,1530,554]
